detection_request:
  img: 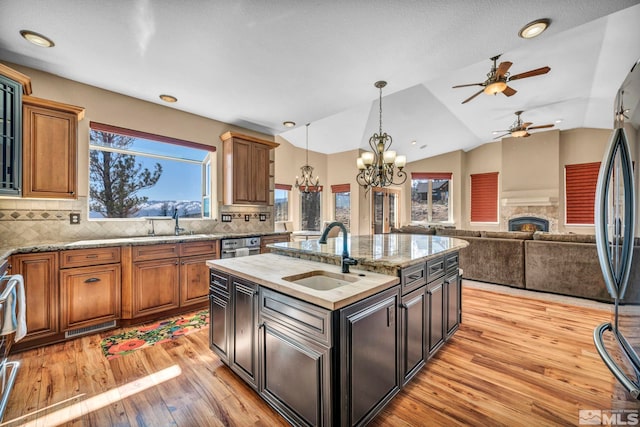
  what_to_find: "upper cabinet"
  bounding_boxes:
[0,63,31,196]
[22,95,85,199]
[220,131,278,205]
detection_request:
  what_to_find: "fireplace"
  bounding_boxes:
[508,216,549,232]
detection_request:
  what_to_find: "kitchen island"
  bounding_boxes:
[207,234,468,427]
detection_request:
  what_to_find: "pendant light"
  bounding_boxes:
[295,123,320,193]
[356,81,407,191]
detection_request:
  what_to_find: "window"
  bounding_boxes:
[300,187,322,231]
[89,122,215,219]
[0,74,22,196]
[411,172,452,223]
[275,184,291,222]
[332,184,350,231]
[470,172,499,223]
[565,162,600,225]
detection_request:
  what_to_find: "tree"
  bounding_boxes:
[89,130,162,218]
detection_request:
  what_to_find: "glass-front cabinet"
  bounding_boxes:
[0,73,22,195]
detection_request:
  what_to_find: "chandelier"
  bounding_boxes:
[356,81,407,191]
[295,123,320,193]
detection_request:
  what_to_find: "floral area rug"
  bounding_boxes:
[101,310,209,359]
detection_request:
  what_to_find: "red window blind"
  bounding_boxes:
[565,162,600,224]
[331,184,350,193]
[411,172,453,180]
[275,183,292,191]
[470,172,498,222]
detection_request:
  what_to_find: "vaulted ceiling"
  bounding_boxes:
[1,1,639,162]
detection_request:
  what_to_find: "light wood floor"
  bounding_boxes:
[3,282,640,427]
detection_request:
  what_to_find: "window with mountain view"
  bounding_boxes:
[89,122,215,219]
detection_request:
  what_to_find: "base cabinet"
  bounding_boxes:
[427,277,446,357]
[340,286,401,427]
[400,286,427,384]
[230,277,259,389]
[446,270,461,337]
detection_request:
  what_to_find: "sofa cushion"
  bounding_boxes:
[435,229,481,237]
[480,231,534,240]
[390,225,435,235]
[532,232,596,244]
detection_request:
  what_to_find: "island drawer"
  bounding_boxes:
[60,247,121,268]
[210,270,230,295]
[426,256,445,283]
[445,251,459,273]
[180,240,218,257]
[132,243,179,261]
[400,263,427,294]
[260,288,332,347]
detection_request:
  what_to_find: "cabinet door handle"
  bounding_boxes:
[258,322,265,329]
[86,254,98,259]
[84,277,101,283]
[400,303,408,309]
[181,261,185,265]
[407,273,421,281]
[69,191,75,195]
[175,261,179,265]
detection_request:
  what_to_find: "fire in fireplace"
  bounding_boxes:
[508,216,549,232]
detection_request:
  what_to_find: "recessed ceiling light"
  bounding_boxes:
[20,30,55,47]
[411,140,417,145]
[518,19,550,39]
[159,94,177,103]
[283,121,296,128]
[555,119,563,124]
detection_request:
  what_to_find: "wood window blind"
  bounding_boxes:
[331,184,350,193]
[470,172,499,222]
[565,162,600,224]
[411,172,453,180]
[275,183,292,191]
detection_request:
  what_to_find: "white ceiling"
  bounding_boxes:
[1,1,639,163]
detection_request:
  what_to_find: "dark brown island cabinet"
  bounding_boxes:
[209,250,461,426]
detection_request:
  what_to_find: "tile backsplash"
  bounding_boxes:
[0,197,273,247]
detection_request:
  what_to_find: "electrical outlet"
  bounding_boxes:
[259,214,266,221]
[70,213,81,224]
[221,214,232,222]
[244,215,250,222]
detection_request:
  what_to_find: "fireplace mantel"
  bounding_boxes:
[501,196,558,207]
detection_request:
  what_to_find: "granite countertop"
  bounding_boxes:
[0,231,291,261]
[207,253,399,310]
[268,234,469,275]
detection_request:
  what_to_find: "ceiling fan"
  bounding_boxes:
[453,55,551,104]
[493,111,554,139]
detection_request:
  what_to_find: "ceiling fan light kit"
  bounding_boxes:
[356,81,407,192]
[493,110,554,139]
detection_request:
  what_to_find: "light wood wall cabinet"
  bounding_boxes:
[220,131,279,205]
[10,252,59,344]
[59,247,121,332]
[22,95,85,198]
[122,241,218,319]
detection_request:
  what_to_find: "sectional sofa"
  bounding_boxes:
[391,225,640,303]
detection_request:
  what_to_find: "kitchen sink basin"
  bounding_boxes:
[282,270,359,291]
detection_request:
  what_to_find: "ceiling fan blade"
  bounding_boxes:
[493,133,511,140]
[496,61,512,78]
[523,132,531,137]
[462,89,484,104]
[522,122,533,129]
[527,124,555,130]
[508,66,551,81]
[502,86,517,97]
[452,82,484,88]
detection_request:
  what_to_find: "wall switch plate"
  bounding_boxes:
[221,214,232,222]
[244,215,250,222]
[259,214,266,221]
[70,213,81,224]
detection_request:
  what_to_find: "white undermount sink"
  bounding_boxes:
[282,270,359,291]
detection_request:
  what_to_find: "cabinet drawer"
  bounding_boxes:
[180,240,219,257]
[132,243,179,261]
[445,251,459,272]
[260,288,332,347]
[426,256,445,283]
[400,263,427,294]
[60,247,121,268]
[210,270,230,295]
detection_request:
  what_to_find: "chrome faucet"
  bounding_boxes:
[318,221,357,273]
[172,208,185,236]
